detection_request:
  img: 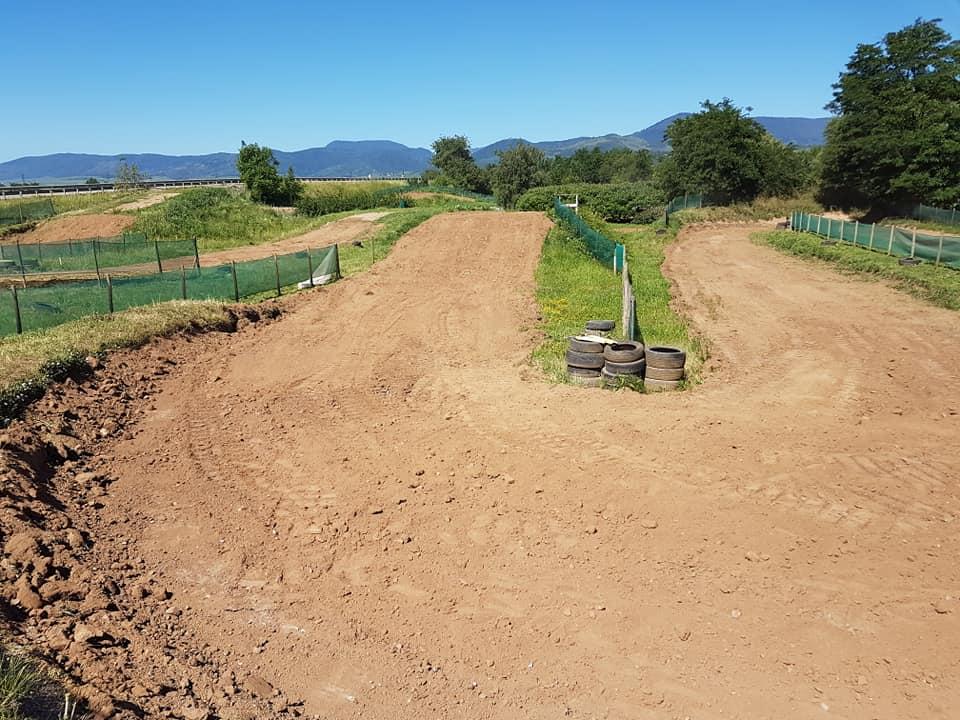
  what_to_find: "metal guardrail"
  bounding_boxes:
[0,177,413,199]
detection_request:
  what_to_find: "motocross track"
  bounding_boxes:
[4,213,960,719]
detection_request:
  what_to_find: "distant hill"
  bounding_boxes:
[0,116,829,183]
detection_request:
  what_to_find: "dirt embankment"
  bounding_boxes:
[1,215,959,719]
[12,215,137,244]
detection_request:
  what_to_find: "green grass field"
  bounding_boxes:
[757,229,960,310]
[0,190,150,217]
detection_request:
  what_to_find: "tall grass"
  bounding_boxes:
[0,191,149,216]
[673,193,823,223]
[757,230,960,310]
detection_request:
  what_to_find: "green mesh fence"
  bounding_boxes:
[0,245,340,336]
[0,199,56,226]
[790,212,960,269]
[553,198,624,269]
[0,235,196,276]
[910,203,960,228]
[664,193,727,224]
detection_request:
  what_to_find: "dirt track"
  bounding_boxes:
[7,214,960,718]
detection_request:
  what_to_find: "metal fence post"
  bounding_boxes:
[887,226,895,255]
[334,244,341,279]
[868,223,875,250]
[274,255,281,297]
[193,238,201,272]
[839,219,845,243]
[11,286,22,335]
[910,228,917,258]
[936,236,944,266]
[853,221,859,246]
[307,249,314,288]
[816,215,821,235]
[154,239,163,274]
[231,261,239,301]
[106,275,114,314]
[180,265,187,299]
[93,240,102,285]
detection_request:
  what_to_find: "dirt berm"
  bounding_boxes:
[1,213,958,719]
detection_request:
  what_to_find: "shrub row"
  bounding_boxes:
[295,186,409,216]
[515,183,665,223]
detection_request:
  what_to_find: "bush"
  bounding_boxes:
[516,182,665,223]
[295,185,409,216]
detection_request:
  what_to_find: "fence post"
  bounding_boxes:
[334,244,342,279]
[816,215,821,235]
[192,238,201,272]
[36,241,42,265]
[910,228,917,258]
[154,239,163,274]
[231,261,239,301]
[307,249,314,288]
[106,275,114,314]
[274,255,281,297]
[839,219,845,243]
[952,207,956,225]
[180,265,187,299]
[868,223,875,250]
[887,226,895,255]
[853,221,859,246]
[17,202,23,224]
[15,240,26,286]
[11,286,22,335]
[936,236,944,266]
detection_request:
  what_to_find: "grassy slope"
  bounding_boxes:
[879,217,960,235]
[758,230,960,311]
[0,190,151,216]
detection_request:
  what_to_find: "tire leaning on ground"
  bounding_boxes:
[569,373,602,387]
[644,346,686,369]
[585,320,615,332]
[568,336,606,354]
[644,377,682,391]
[566,349,605,369]
[603,341,644,364]
[644,365,685,381]
[603,358,646,375]
[567,365,601,378]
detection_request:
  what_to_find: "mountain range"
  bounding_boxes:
[0,114,830,184]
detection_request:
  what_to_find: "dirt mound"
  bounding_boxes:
[15,214,137,244]
[2,215,959,719]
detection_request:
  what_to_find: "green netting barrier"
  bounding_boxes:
[553,198,624,269]
[0,245,340,336]
[0,199,56,226]
[0,235,196,276]
[910,203,960,228]
[790,212,960,270]
[664,193,727,224]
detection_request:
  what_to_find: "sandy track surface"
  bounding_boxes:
[11,216,959,718]
[10,214,136,243]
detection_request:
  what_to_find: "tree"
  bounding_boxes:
[115,159,146,189]
[429,135,489,193]
[491,143,547,208]
[658,99,769,202]
[236,142,303,206]
[84,177,100,185]
[819,19,960,210]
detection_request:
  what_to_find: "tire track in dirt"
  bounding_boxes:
[90,215,960,719]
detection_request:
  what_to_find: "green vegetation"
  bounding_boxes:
[656,99,816,202]
[671,193,822,223]
[237,142,303,206]
[296,181,408,216]
[0,190,148,217]
[879,217,960,235]
[132,187,344,250]
[517,182,664,222]
[758,230,960,310]
[0,646,83,720]
[491,142,547,208]
[427,136,492,195]
[533,211,702,385]
[547,147,653,185]
[114,159,146,190]
[819,19,959,210]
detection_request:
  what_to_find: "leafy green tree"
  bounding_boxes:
[115,160,146,189]
[819,19,960,210]
[236,142,303,205]
[84,177,100,185]
[429,135,489,192]
[491,143,547,208]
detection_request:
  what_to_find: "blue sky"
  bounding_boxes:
[1,0,957,161]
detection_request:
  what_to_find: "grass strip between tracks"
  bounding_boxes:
[533,213,704,385]
[757,230,960,311]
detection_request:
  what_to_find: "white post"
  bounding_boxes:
[854,221,859,246]
[827,217,832,238]
[840,219,845,243]
[936,236,944,266]
[816,215,821,235]
[887,226,895,255]
[952,207,956,225]
[868,223,875,250]
[911,228,917,258]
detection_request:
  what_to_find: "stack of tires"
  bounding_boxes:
[584,319,615,337]
[644,346,686,390]
[566,336,605,386]
[601,341,645,386]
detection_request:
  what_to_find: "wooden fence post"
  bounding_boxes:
[307,249,314,288]
[193,238,201,272]
[274,255,281,297]
[154,239,163,274]
[106,275,114,314]
[231,261,239,301]
[180,265,187,299]
[11,286,22,335]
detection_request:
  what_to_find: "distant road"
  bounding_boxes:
[0,176,409,199]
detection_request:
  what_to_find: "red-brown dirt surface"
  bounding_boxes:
[2,215,959,719]
[13,214,137,243]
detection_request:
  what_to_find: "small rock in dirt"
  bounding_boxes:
[731,609,742,619]
[585,525,598,535]
[15,581,44,611]
[5,532,42,564]
[244,675,275,698]
[640,518,659,529]
[932,600,952,615]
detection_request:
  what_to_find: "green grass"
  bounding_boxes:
[757,230,960,310]
[0,646,85,720]
[0,191,150,217]
[300,180,403,198]
[673,193,823,223]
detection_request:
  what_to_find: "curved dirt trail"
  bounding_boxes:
[101,216,959,719]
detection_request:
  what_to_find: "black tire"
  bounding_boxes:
[567,365,601,377]
[644,377,682,391]
[645,346,686,369]
[566,350,604,369]
[899,257,922,266]
[603,341,644,363]
[645,365,684,381]
[568,372,602,387]
[568,336,605,354]
[585,320,615,332]
[604,358,646,375]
